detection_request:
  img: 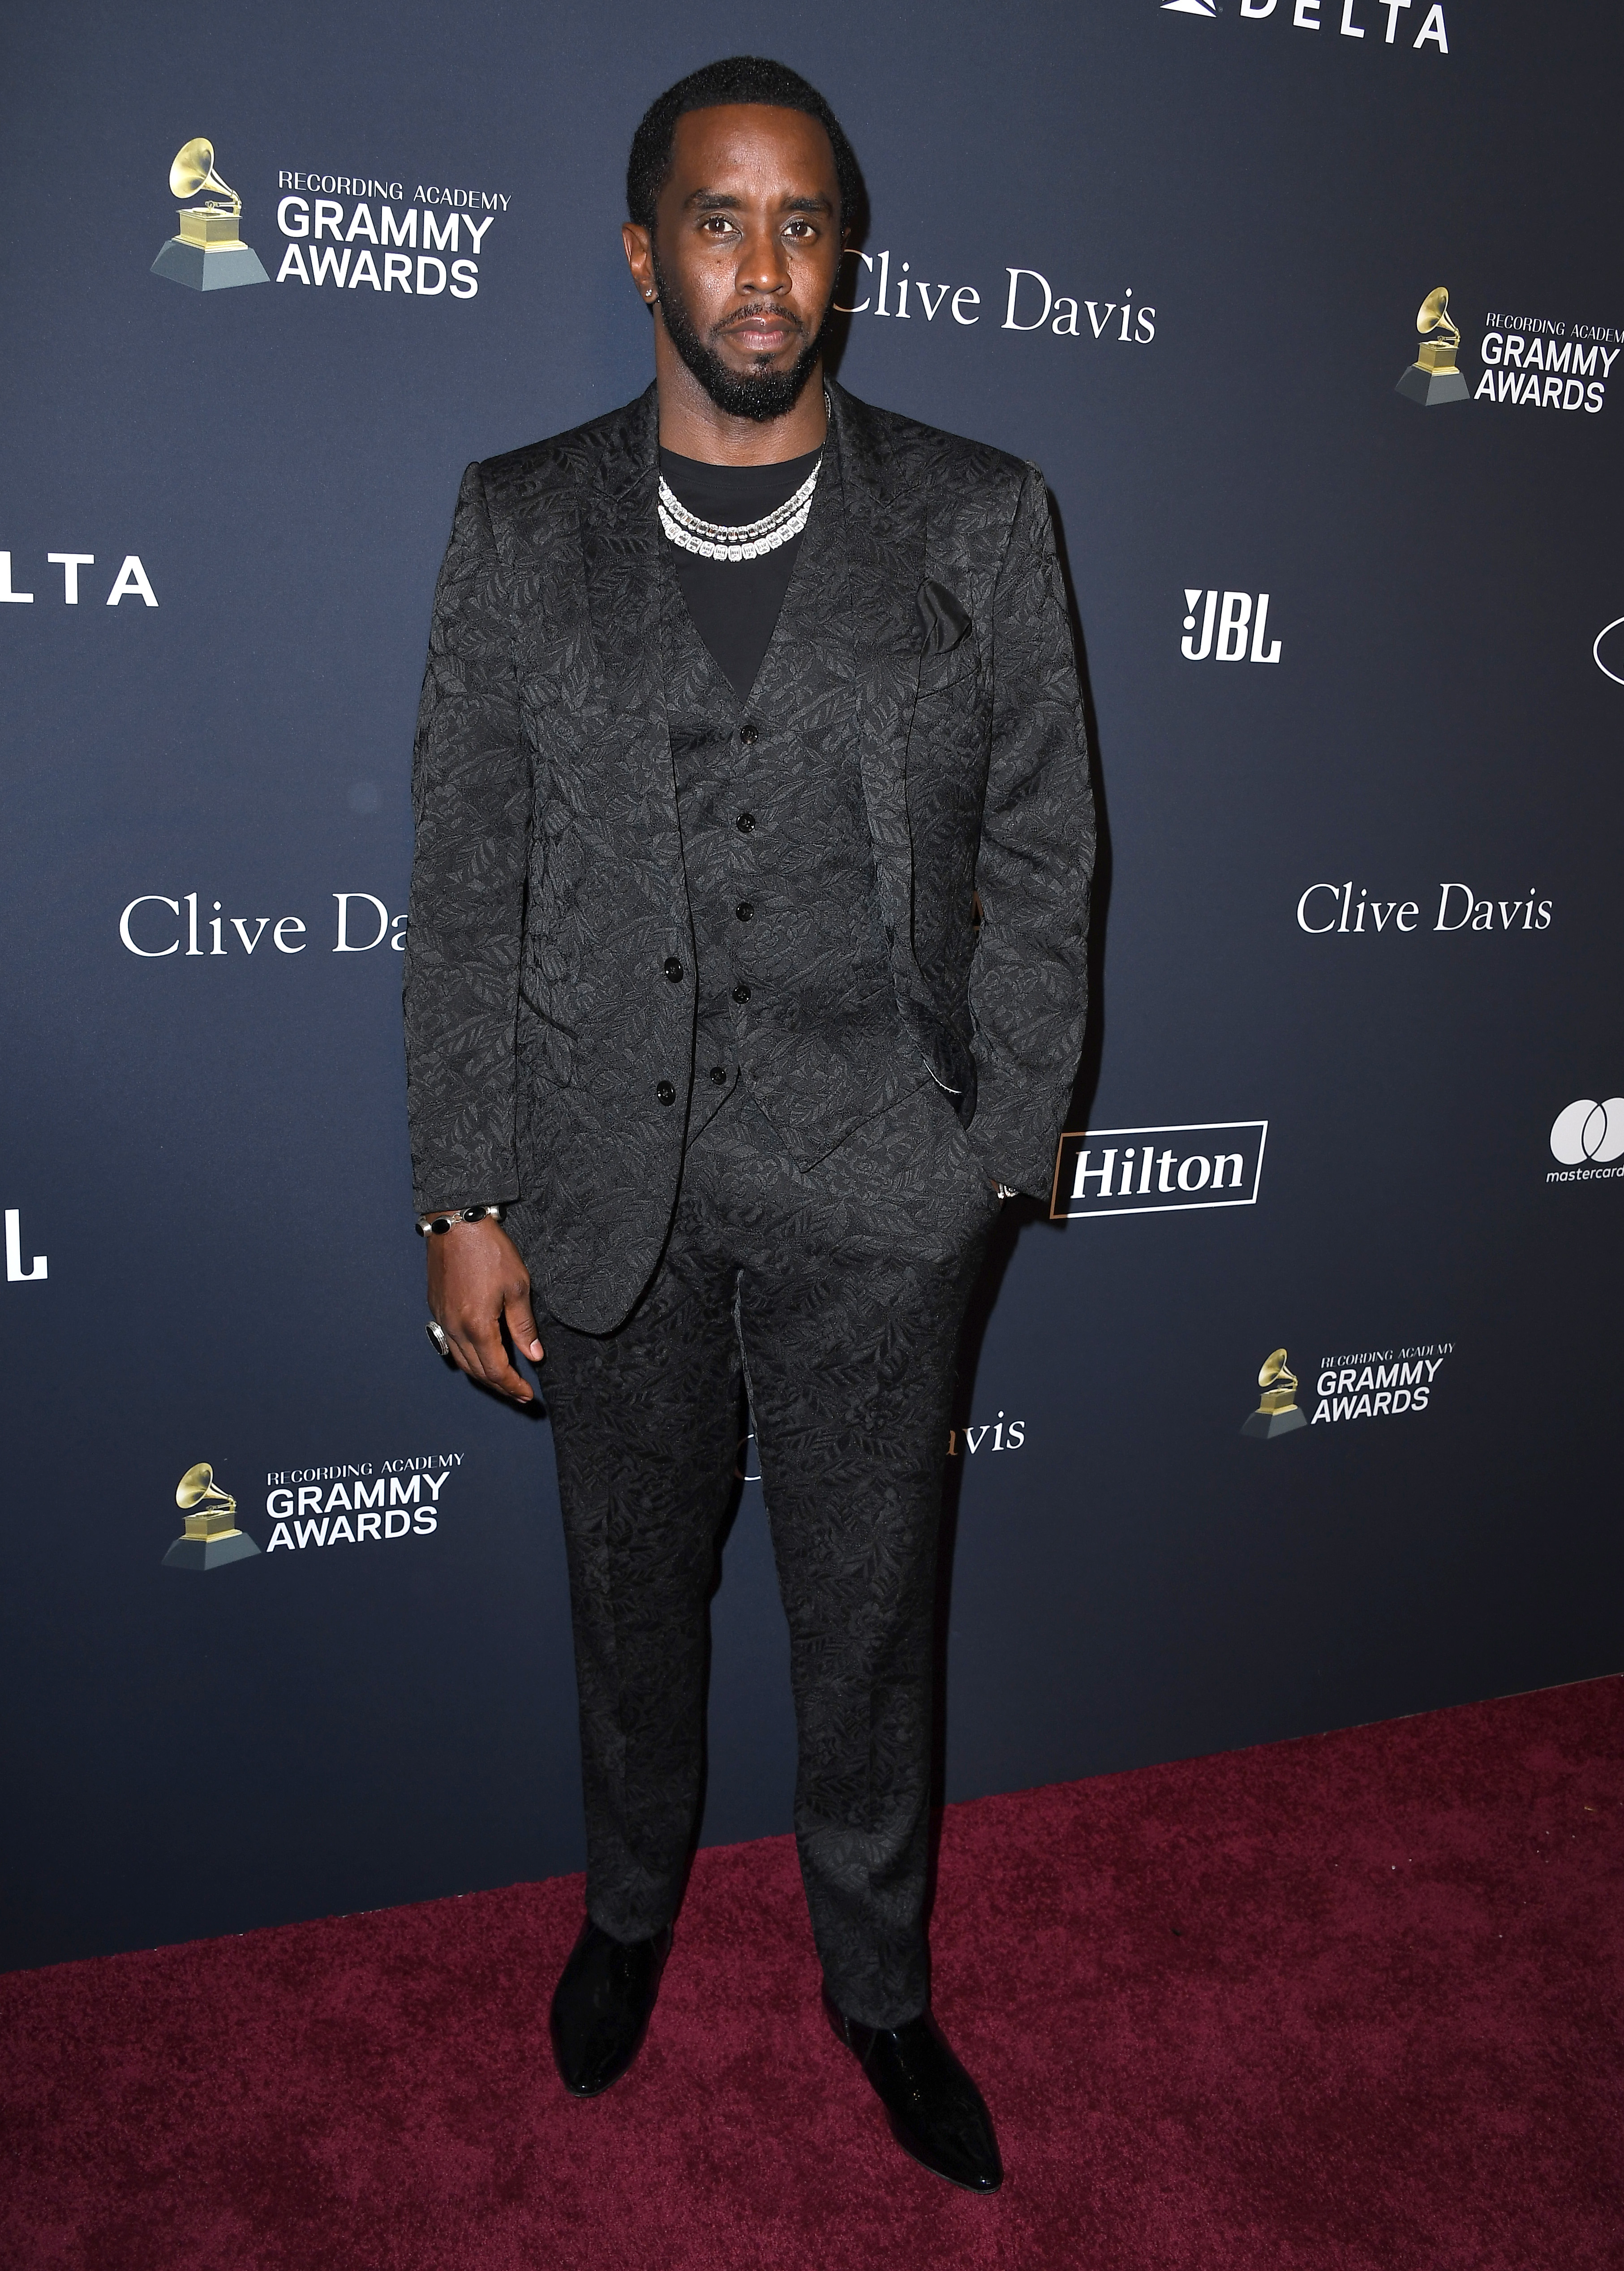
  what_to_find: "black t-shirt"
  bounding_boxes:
[659,446,821,706]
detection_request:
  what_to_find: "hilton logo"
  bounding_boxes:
[1051,1121,1268,1220]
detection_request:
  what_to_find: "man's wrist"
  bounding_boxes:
[416,1203,504,1237]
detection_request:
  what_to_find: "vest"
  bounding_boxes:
[659,447,927,1166]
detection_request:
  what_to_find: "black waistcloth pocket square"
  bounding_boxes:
[916,578,972,656]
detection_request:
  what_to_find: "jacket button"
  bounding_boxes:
[709,1066,726,1087]
[736,811,755,834]
[732,983,751,1004]
[657,1080,675,1106]
[663,955,683,982]
[735,901,753,922]
[740,722,759,745]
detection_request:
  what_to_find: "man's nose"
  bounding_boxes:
[736,224,791,297]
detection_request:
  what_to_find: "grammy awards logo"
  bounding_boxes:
[151,139,269,292]
[162,1462,260,1570]
[1241,1349,1307,1440]
[1396,287,1469,406]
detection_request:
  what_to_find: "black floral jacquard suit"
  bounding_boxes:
[404,382,1094,1325]
[404,381,1093,2027]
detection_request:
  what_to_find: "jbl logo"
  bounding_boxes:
[1181,589,1281,663]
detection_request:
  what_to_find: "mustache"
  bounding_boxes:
[715,302,807,338]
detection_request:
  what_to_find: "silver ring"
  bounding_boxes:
[425,1320,452,1358]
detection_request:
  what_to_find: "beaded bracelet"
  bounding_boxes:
[415,1204,504,1237]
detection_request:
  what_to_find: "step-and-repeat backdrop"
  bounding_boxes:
[4,0,1620,1969]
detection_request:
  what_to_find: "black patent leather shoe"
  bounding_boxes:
[549,1917,672,2097]
[824,1989,1003,2193]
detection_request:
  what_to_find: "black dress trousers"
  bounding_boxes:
[537,1078,1001,2030]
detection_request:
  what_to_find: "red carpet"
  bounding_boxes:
[4,1678,1621,2270]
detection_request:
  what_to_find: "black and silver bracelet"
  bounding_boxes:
[415,1204,504,1237]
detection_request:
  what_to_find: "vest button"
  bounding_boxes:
[657,1080,676,1106]
[709,1066,726,1087]
[735,901,753,922]
[732,984,751,1004]
[662,956,683,982]
[739,722,759,745]
[736,811,755,834]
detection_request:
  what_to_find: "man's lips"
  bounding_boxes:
[720,312,800,353]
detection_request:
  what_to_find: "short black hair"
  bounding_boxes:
[626,56,866,239]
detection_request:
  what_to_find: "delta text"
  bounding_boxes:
[0,553,157,606]
[1165,0,1450,56]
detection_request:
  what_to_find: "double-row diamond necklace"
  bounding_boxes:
[657,391,829,564]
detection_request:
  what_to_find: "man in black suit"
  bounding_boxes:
[404,56,1092,2192]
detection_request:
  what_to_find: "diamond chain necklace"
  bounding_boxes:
[658,391,830,563]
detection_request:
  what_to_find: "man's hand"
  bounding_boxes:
[426,1218,543,1403]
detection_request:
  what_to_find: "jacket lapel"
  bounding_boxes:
[575,385,694,952]
[828,383,930,1001]
[580,384,663,726]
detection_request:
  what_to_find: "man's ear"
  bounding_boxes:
[623,220,655,301]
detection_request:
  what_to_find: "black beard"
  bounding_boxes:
[650,246,830,423]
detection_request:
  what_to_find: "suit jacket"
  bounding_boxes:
[404,380,1094,1334]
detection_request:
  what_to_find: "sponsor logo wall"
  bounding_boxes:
[2,0,1620,1971]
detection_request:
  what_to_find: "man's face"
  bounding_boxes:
[627,104,846,422]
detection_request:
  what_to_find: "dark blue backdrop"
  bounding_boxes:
[4,0,1620,1970]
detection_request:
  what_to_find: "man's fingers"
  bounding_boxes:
[439,1324,481,1382]
[506,1292,544,1364]
[425,1223,537,1401]
[457,1315,535,1403]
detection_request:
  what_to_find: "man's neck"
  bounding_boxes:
[654,348,829,465]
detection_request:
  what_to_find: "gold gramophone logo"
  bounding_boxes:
[161,1462,261,1571]
[1396,287,1469,407]
[150,138,270,292]
[1240,1348,1308,1441]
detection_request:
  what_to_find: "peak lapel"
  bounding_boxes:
[580,385,663,724]
[573,385,691,962]
[829,383,929,995]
